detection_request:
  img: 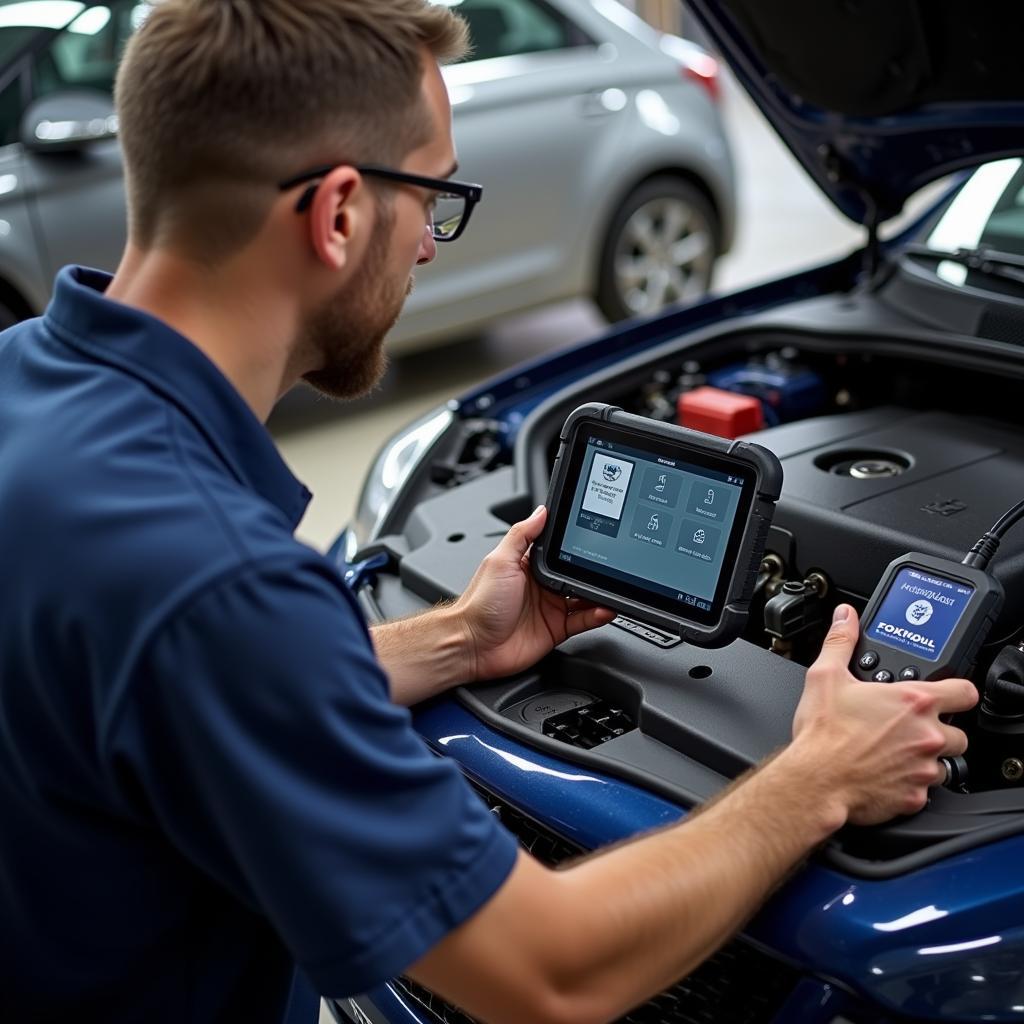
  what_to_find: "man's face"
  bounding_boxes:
[301,57,455,400]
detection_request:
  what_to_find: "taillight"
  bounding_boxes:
[659,35,721,104]
[683,51,720,103]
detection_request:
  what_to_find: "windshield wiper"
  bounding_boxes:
[903,243,1024,287]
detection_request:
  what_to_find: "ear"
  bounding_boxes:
[307,165,366,271]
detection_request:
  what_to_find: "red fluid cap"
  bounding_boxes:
[678,386,765,439]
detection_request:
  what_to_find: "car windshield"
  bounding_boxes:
[916,158,1024,292]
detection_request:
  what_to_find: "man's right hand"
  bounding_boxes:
[790,603,978,827]
[408,603,982,1024]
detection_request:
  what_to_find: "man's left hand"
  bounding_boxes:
[454,506,616,682]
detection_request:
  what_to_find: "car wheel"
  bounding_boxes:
[596,177,720,322]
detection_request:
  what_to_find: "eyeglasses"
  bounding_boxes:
[278,164,483,242]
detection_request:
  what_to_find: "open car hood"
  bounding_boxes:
[685,0,1024,225]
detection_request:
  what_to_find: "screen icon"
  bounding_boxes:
[631,506,672,547]
[704,488,715,505]
[906,599,934,626]
[643,466,681,505]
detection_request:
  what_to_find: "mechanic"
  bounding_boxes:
[0,2,978,1023]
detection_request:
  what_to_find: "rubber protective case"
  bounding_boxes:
[531,404,784,647]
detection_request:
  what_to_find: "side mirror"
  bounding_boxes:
[21,91,118,153]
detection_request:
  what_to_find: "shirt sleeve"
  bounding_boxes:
[106,556,519,997]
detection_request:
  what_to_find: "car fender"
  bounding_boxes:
[558,84,737,298]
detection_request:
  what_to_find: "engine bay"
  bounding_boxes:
[361,288,1024,876]
[623,351,1024,784]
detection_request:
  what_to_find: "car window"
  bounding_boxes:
[31,2,148,100]
[0,24,39,66]
[925,159,1024,258]
[449,0,593,63]
[977,165,1024,255]
[0,2,85,65]
[0,73,22,147]
[912,158,1024,294]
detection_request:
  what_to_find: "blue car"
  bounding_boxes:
[332,3,1024,1022]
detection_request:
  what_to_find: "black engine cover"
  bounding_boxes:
[746,407,1024,631]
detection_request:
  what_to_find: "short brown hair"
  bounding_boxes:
[115,0,468,261]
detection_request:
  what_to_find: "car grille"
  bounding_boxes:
[394,783,799,1024]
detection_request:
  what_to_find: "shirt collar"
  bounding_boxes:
[43,266,312,528]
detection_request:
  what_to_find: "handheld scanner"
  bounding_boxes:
[850,553,1004,682]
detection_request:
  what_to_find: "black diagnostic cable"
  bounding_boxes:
[962,497,1024,571]
[963,502,1024,742]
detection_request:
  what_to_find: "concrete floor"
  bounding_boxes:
[272,72,862,553]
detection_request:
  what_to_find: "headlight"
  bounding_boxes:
[347,403,455,560]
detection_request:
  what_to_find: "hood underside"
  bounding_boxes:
[686,0,1024,224]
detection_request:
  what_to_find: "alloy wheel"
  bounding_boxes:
[612,195,715,316]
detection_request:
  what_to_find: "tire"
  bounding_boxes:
[595,176,721,323]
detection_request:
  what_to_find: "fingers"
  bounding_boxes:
[519,504,547,541]
[509,505,548,552]
[938,722,969,758]
[565,605,616,638]
[500,505,547,564]
[807,604,861,676]
[927,676,980,716]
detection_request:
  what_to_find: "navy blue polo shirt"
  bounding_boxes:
[0,267,518,1022]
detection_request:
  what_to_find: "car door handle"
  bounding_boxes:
[576,89,627,119]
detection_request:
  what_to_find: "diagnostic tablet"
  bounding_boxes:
[531,404,783,646]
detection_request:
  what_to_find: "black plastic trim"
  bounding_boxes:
[456,675,1024,880]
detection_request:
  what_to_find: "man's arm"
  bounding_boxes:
[410,750,838,1024]
[372,506,614,706]
[117,558,523,1000]
[371,602,473,705]
[405,606,977,1024]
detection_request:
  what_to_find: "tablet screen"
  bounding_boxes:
[548,424,755,625]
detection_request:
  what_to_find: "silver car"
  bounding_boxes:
[0,0,735,348]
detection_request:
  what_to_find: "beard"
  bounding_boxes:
[300,209,412,400]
